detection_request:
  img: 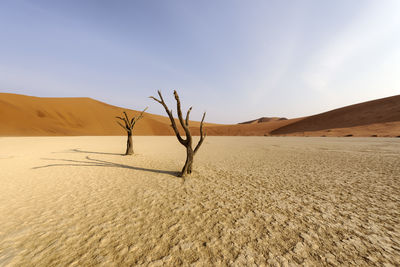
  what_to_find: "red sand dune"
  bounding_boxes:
[0,93,176,136]
[204,118,302,136]
[0,93,399,137]
[238,117,287,124]
[270,95,400,137]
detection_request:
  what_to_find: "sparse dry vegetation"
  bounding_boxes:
[116,108,147,155]
[150,90,206,177]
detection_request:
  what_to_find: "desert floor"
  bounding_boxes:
[0,136,399,266]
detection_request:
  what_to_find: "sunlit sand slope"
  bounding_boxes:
[1,93,399,136]
[271,95,400,137]
[0,93,216,136]
[1,136,399,265]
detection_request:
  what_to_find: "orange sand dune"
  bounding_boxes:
[0,93,172,136]
[0,93,218,136]
[198,95,400,137]
[1,93,399,137]
[238,117,287,124]
[270,95,400,137]
[204,118,302,136]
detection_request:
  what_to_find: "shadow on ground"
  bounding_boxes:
[33,156,179,176]
[53,148,124,156]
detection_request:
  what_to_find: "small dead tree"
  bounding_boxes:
[150,90,206,177]
[116,107,147,155]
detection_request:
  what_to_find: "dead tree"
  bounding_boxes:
[150,90,206,177]
[116,107,147,155]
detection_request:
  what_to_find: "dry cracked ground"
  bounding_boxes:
[0,136,399,266]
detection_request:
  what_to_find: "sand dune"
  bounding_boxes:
[238,117,287,124]
[1,93,399,137]
[0,136,399,265]
[271,95,400,137]
[0,93,170,136]
[205,118,303,136]
[0,93,217,136]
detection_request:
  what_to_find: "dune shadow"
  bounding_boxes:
[33,156,179,177]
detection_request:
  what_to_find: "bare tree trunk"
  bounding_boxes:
[126,132,133,155]
[116,108,147,156]
[150,90,206,177]
[181,147,194,176]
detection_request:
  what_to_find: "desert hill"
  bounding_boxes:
[238,117,287,124]
[205,118,302,136]
[206,95,400,137]
[270,95,400,137]
[0,93,216,136]
[0,93,399,137]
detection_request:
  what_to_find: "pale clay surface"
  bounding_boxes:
[0,136,399,266]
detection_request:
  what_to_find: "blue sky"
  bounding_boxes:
[1,0,399,123]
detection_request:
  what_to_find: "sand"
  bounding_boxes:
[2,93,400,137]
[0,136,399,266]
[0,93,217,137]
[270,95,400,137]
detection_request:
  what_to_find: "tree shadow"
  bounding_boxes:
[53,148,123,156]
[33,156,179,177]
[71,148,125,156]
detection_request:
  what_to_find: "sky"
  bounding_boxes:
[1,0,399,123]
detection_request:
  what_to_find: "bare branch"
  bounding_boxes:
[200,112,206,134]
[128,107,148,129]
[130,116,138,127]
[174,90,191,139]
[194,112,206,155]
[116,108,146,155]
[116,116,129,129]
[151,90,207,176]
[185,107,192,126]
[150,91,185,145]
[123,111,131,128]
[157,90,166,103]
[116,121,127,130]
[149,96,162,104]
[123,111,129,121]
[136,107,148,121]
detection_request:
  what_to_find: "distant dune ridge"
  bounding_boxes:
[238,117,287,124]
[0,93,399,137]
[0,93,208,136]
[270,95,400,137]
